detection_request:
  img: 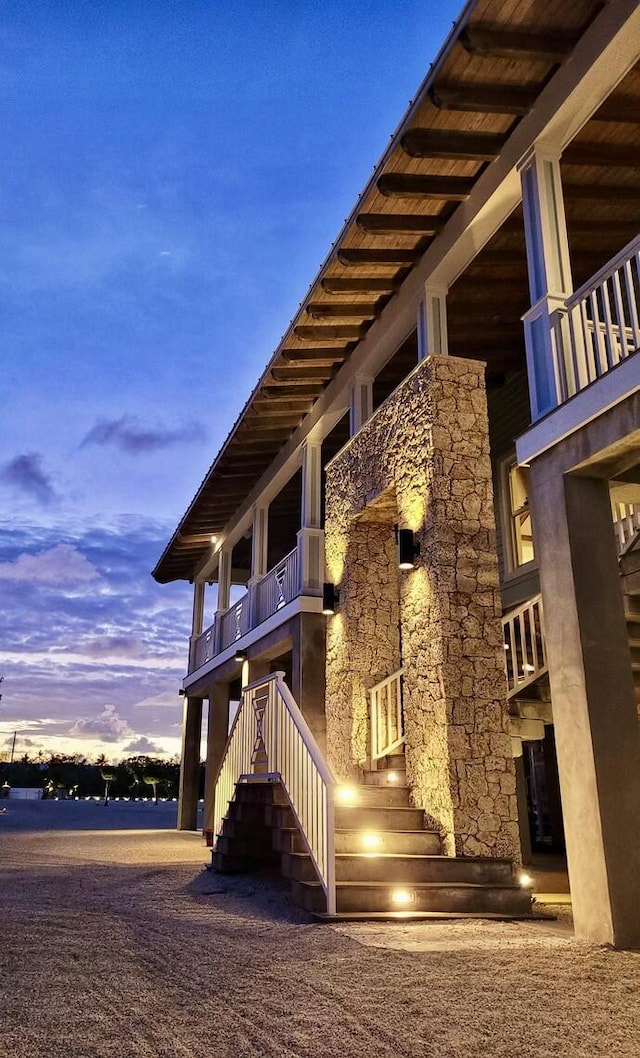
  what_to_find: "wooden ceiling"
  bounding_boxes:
[154,0,640,583]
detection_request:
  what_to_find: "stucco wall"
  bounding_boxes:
[325,355,520,860]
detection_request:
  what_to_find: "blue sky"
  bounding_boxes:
[0,1,458,761]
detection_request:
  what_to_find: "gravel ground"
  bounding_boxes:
[0,801,639,1058]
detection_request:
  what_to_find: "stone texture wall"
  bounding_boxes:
[325,355,520,860]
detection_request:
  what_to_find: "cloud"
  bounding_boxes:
[0,543,101,586]
[70,705,133,743]
[121,736,165,755]
[80,415,206,454]
[0,453,56,504]
[74,636,146,660]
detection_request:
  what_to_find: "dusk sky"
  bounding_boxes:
[0,1,457,762]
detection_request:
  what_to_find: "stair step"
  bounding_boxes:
[363,770,407,787]
[312,910,542,922]
[336,785,411,807]
[215,833,275,859]
[234,782,287,805]
[291,879,532,916]
[282,851,515,885]
[335,828,442,855]
[335,805,424,830]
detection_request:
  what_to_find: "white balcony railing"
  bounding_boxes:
[370,669,404,761]
[525,235,640,420]
[211,672,336,914]
[255,547,298,624]
[190,545,308,672]
[502,594,547,698]
[613,501,640,555]
[219,594,250,651]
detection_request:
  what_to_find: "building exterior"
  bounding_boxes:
[153,0,640,946]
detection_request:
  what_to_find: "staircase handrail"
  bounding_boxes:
[211,671,337,915]
[502,594,547,697]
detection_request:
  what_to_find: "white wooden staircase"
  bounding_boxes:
[209,674,533,920]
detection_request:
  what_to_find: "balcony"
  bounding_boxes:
[519,234,640,464]
[189,541,320,674]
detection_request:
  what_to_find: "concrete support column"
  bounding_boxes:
[519,144,574,418]
[291,613,327,752]
[349,374,374,435]
[418,282,448,360]
[203,685,231,834]
[177,696,203,831]
[529,463,640,947]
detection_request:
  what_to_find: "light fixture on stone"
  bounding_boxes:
[322,581,340,615]
[396,527,420,570]
[234,647,248,663]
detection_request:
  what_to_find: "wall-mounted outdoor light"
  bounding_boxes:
[322,582,340,615]
[396,527,420,570]
[234,647,248,663]
[178,688,186,697]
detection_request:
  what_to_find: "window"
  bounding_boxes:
[507,462,535,568]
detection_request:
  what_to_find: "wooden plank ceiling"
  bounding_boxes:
[154,0,640,583]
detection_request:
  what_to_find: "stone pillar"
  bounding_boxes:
[177,696,203,831]
[203,685,231,834]
[418,282,448,360]
[529,462,640,947]
[325,355,520,860]
[350,374,374,435]
[291,612,328,753]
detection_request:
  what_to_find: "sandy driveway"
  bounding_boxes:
[0,801,638,1058]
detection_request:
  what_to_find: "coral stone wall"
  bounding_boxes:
[325,355,520,860]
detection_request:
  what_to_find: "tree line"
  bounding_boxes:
[0,752,196,801]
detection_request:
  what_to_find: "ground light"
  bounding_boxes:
[361,832,383,850]
[391,888,416,906]
[519,872,534,888]
[335,786,358,805]
[386,771,399,784]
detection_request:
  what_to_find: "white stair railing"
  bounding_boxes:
[502,595,547,697]
[212,672,336,915]
[370,669,404,761]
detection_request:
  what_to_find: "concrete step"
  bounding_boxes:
[234,782,287,805]
[219,817,274,845]
[291,879,532,916]
[274,826,442,856]
[214,833,276,860]
[282,851,515,885]
[335,805,424,830]
[336,785,411,808]
[363,770,407,787]
[226,802,269,825]
[264,804,296,829]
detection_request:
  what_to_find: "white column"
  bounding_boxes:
[418,282,448,360]
[298,439,324,595]
[349,374,374,436]
[187,580,206,671]
[248,501,269,625]
[213,546,232,654]
[519,143,575,418]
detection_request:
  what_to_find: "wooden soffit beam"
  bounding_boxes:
[356,213,443,234]
[294,324,368,340]
[306,301,381,319]
[377,174,474,200]
[430,82,538,115]
[337,247,421,265]
[460,26,578,62]
[321,276,399,294]
[400,128,507,161]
